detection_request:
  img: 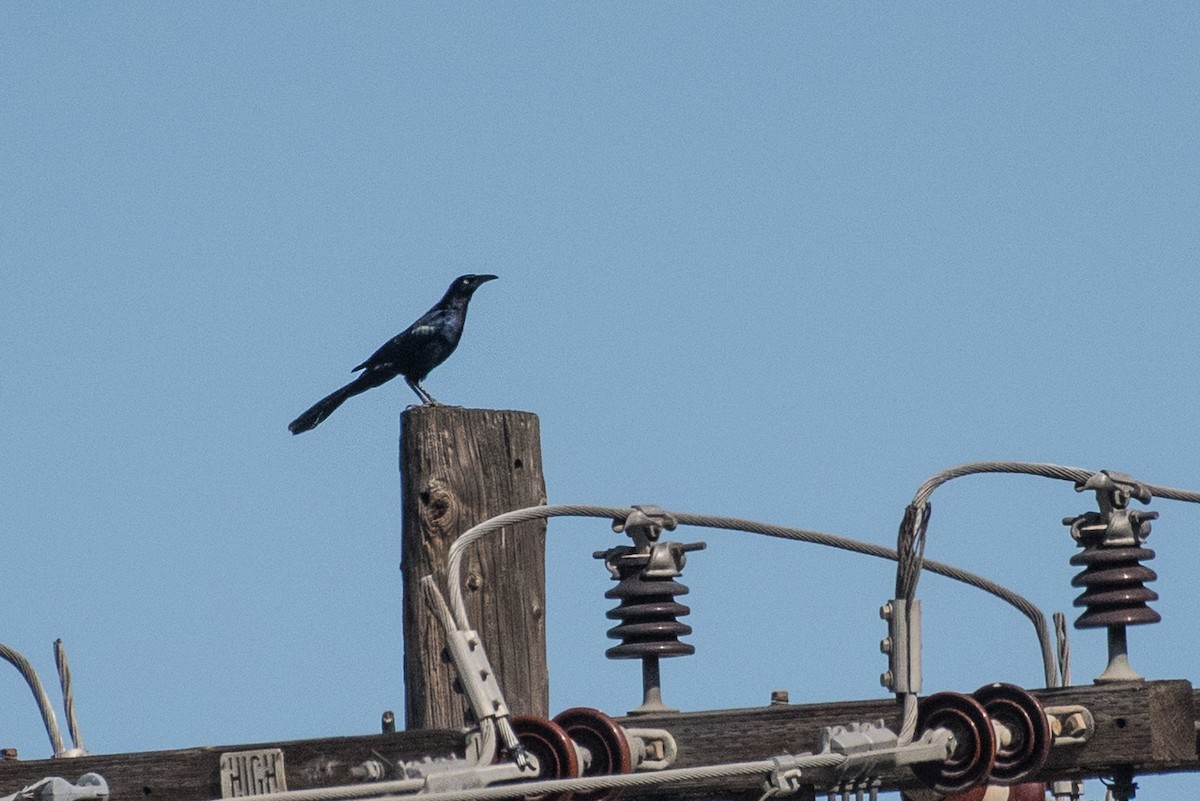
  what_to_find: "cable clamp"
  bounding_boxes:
[397,754,535,793]
[879,600,921,694]
[444,628,509,721]
[760,755,806,798]
[1,774,108,801]
[612,505,677,546]
[598,505,704,581]
[1067,471,1157,547]
[819,721,898,780]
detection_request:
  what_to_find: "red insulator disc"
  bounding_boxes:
[912,692,997,794]
[972,683,1052,785]
[1008,783,1049,801]
[510,716,581,801]
[553,707,632,801]
[939,782,1047,801]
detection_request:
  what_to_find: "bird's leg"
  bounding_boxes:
[405,376,441,406]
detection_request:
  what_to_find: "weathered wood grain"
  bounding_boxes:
[613,679,1197,796]
[400,406,548,730]
[0,730,462,801]
[1,682,1193,800]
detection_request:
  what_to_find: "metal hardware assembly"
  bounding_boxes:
[879,599,921,695]
[1064,471,1160,682]
[596,505,706,715]
[0,774,108,801]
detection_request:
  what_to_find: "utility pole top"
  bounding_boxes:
[400,406,549,730]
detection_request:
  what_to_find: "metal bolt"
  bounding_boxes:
[1062,712,1090,738]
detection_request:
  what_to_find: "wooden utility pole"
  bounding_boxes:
[6,410,1198,799]
[400,406,549,730]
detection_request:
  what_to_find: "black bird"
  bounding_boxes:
[288,274,498,434]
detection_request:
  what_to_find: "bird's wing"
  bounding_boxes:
[352,316,444,373]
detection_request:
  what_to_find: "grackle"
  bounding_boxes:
[288,274,497,434]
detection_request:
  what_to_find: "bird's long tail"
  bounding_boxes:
[288,374,379,434]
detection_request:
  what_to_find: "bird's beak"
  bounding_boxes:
[476,274,499,284]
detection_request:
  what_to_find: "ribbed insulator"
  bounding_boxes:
[1070,545,1160,629]
[603,567,694,660]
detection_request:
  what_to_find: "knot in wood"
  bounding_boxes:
[418,480,459,534]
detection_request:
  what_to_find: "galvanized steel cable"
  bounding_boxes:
[197,752,854,801]
[910,461,1200,508]
[444,504,1058,688]
[198,778,427,801]
[900,460,1200,680]
[1053,612,1072,687]
[54,638,85,754]
[0,642,66,757]
[376,753,850,801]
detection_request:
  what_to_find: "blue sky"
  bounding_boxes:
[3,4,1199,797]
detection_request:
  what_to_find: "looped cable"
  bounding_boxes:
[445,504,1059,688]
[902,460,1200,687]
[0,642,66,756]
[910,460,1200,509]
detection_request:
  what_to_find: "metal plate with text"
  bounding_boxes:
[220,748,287,797]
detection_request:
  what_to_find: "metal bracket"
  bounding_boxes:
[419,577,531,769]
[397,754,537,792]
[1051,777,1085,801]
[1044,704,1096,746]
[623,727,678,771]
[879,600,922,695]
[595,540,706,580]
[443,628,510,721]
[1,774,108,801]
[809,721,951,786]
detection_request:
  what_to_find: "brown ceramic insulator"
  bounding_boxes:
[604,570,694,659]
[552,707,633,801]
[971,683,1052,785]
[1069,545,1160,628]
[510,716,581,801]
[912,692,997,795]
